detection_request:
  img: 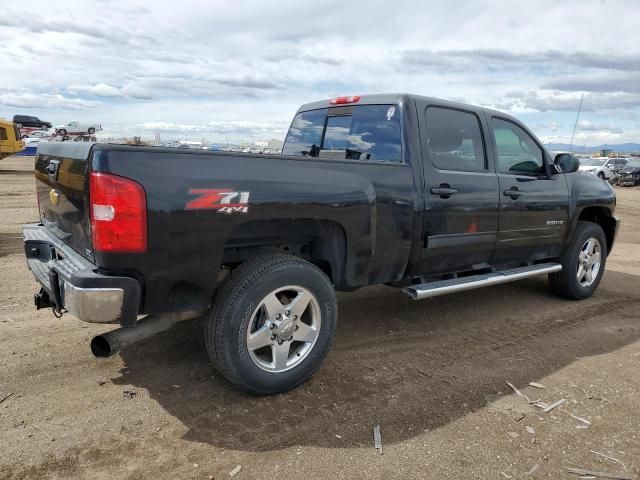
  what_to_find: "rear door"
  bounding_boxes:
[489,117,569,264]
[416,104,499,275]
[35,142,94,260]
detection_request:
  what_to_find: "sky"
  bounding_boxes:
[1,0,639,146]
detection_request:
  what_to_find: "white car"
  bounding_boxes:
[578,157,615,180]
[55,121,102,136]
[21,130,51,139]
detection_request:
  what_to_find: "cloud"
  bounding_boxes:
[0,0,638,145]
[496,91,640,113]
[576,120,623,134]
[400,49,640,72]
[68,84,123,98]
[542,72,640,94]
[0,9,155,46]
[0,93,99,109]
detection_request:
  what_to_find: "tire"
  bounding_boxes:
[205,254,337,395]
[549,221,607,300]
[58,129,67,136]
[597,171,605,180]
[88,128,95,134]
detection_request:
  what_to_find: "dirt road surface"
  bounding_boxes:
[1,154,639,479]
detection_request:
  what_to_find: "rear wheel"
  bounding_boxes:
[88,127,96,134]
[205,254,337,395]
[549,221,607,299]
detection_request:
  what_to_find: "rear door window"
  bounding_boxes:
[283,104,402,162]
[425,107,486,172]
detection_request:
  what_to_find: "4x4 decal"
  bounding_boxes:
[186,189,250,213]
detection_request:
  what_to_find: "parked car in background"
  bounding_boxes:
[0,119,24,158]
[21,130,51,139]
[578,157,615,180]
[55,121,102,136]
[616,159,640,187]
[13,115,52,129]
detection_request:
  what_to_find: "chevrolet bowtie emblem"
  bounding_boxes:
[49,189,60,206]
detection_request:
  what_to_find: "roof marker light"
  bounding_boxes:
[330,95,361,105]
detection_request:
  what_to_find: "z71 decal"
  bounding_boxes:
[186,189,250,213]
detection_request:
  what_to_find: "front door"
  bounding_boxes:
[417,105,500,275]
[489,117,569,264]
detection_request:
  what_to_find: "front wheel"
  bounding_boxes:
[597,171,605,180]
[205,254,337,395]
[57,128,67,136]
[88,127,96,134]
[549,221,607,299]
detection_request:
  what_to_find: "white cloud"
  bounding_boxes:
[0,0,638,145]
[68,84,123,97]
[0,92,98,109]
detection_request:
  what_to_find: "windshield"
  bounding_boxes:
[580,158,606,167]
[625,159,640,168]
[282,104,402,162]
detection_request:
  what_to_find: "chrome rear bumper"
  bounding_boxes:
[23,223,140,325]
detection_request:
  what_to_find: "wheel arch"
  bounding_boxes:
[221,218,348,287]
[577,206,617,255]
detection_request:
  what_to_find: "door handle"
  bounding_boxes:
[430,185,458,197]
[503,188,523,198]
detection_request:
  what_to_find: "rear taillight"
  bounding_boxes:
[90,172,147,253]
[330,95,361,105]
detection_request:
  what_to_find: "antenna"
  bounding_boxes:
[569,94,584,153]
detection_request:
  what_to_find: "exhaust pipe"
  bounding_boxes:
[91,311,203,358]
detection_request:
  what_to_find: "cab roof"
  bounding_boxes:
[297,93,520,123]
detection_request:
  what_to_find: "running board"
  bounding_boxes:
[403,263,562,300]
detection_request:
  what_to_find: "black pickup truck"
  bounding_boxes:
[24,94,619,394]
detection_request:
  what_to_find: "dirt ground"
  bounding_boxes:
[1,154,639,480]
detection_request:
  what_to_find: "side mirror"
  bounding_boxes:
[554,153,579,174]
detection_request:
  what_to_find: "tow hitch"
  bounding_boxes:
[34,288,51,310]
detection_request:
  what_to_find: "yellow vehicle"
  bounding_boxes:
[0,119,25,158]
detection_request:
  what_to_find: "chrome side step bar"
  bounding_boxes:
[403,263,562,300]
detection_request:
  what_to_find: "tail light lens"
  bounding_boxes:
[330,95,361,105]
[90,172,147,252]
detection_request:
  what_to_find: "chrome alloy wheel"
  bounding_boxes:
[246,286,321,373]
[577,237,602,288]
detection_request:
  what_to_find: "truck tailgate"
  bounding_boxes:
[34,142,94,261]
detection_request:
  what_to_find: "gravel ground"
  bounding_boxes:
[1,154,639,479]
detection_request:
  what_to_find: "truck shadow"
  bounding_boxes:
[114,269,640,452]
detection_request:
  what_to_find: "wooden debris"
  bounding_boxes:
[0,392,14,404]
[569,413,591,425]
[590,451,628,472]
[529,382,545,389]
[506,382,531,403]
[229,465,242,477]
[373,424,383,454]
[543,398,566,413]
[566,467,635,479]
[527,464,539,476]
[32,424,53,441]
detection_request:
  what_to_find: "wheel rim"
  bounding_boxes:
[246,285,321,373]
[577,237,602,288]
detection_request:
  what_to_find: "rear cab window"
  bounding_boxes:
[282,104,402,162]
